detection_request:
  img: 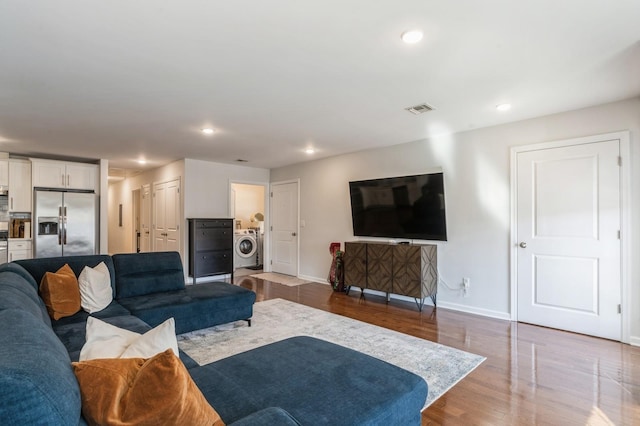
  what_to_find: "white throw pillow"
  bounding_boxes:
[80,317,179,361]
[78,262,113,313]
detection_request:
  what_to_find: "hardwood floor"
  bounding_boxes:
[232,276,640,425]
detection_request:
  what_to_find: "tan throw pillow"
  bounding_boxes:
[73,349,225,426]
[39,264,81,320]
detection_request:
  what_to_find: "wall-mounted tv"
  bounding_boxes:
[349,172,447,241]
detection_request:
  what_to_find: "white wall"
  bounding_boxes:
[270,97,640,340]
[183,159,270,219]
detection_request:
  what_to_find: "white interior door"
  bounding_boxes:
[153,182,167,251]
[271,181,298,276]
[164,178,180,252]
[516,139,621,340]
[140,184,151,252]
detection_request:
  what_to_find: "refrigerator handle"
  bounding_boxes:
[58,207,63,245]
[63,206,67,245]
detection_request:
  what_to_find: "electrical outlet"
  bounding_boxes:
[462,278,470,297]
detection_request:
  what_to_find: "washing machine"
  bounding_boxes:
[234,229,257,269]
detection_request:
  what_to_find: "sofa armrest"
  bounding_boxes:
[228,407,301,426]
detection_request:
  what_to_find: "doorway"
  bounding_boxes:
[511,131,631,342]
[230,182,267,276]
[270,180,299,277]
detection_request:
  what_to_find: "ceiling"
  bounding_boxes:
[1,1,639,174]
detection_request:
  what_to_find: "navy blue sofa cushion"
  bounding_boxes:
[49,299,132,327]
[118,281,256,334]
[191,336,428,425]
[113,251,185,298]
[228,407,302,426]
[0,269,51,327]
[0,262,40,292]
[0,309,81,425]
[15,255,117,297]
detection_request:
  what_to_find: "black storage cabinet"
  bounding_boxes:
[188,218,234,279]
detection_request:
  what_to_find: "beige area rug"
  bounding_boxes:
[249,272,311,286]
[178,298,485,409]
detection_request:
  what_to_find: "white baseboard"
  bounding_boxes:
[298,274,326,284]
[437,301,511,321]
[629,336,640,347]
[333,287,510,321]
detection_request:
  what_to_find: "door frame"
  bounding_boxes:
[228,179,270,270]
[509,131,631,343]
[131,188,140,253]
[269,179,300,275]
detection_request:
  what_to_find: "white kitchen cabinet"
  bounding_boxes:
[65,163,97,190]
[0,160,8,187]
[8,239,32,262]
[9,160,32,212]
[31,159,97,191]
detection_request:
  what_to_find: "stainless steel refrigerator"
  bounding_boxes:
[34,190,98,258]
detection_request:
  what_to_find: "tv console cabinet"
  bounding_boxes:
[343,241,438,311]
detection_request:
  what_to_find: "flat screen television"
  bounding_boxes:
[349,172,447,241]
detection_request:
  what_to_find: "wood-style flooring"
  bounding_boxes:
[231,275,640,425]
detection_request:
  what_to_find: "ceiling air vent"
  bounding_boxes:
[405,103,435,115]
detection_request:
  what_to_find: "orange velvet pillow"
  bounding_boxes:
[39,264,81,320]
[72,349,225,426]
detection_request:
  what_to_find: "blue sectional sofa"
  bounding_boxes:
[0,251,428,425]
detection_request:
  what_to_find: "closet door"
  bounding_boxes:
[153,182,167,251]
[164,178,180,252]
[140,184,151,252]
[152,178,181,253]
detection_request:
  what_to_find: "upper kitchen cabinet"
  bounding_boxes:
[9,160,31,212]
[0,160,8,188]
[31,159,97,191]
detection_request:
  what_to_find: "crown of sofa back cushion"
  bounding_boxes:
[0,271,52,328]
[0,263,39,292]
[113,251,185,299]
[0,309,81,424]
[14,255,116,298]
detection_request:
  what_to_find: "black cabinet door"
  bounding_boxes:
[188,219,234,278]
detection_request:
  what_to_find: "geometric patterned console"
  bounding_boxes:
[343,241,437,311]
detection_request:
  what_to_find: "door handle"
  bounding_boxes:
[63,207,67,244]
[58,206,63,245]
[519,242,527,248]
[292,232,297,237]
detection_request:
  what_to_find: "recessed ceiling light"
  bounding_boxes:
[201,128,215,135]
[496,103,512,112]
[305,148,315,155]
[401,30,423,44]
